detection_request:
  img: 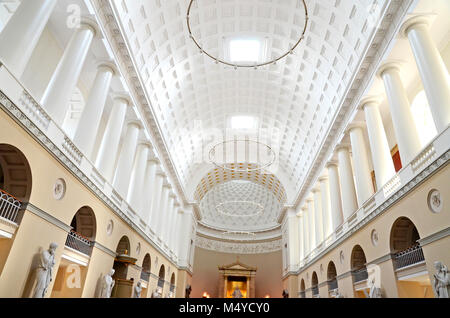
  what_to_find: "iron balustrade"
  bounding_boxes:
[0,189,22,223]
[352,268,368,283]
[312,286,319,296]
[157,278,164,288]
[65,230,93,256]
[299,291,306,298]
[328,279,338,291]
[140,271,150,282]
[170,284,175,292]
[394,244,425,270]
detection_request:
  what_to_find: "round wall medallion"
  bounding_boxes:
[427,189,442,213]
[53,178,66,200]
[106,220,114,236]
[136,242,141,255]
[339,251,345,265]
[371,229,379,246]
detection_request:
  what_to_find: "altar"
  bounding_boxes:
[218,259,256,298]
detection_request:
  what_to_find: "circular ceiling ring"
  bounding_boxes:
[221,231,256,237]
[187,0,309,68]
[208,140,276,172]
[215,200,264,217]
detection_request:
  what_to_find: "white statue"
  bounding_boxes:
[368,278,382,298]
[433,261,450,298]
[99,269,115,298]
[231,286,243,298]
[133,281,142,298]
[151,287,162,298]
[32,242,58,298]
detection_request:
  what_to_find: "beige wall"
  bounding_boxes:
[0,108,183,297]
[296,163,450,298]
[191,247,282,298]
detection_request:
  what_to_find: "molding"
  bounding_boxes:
[336,271,352,281]
[418,227,450,247]
[195,235,282,254]
[366,253,394,266]
[26,203,72,233]
[93,241,117,258]
[0,90,179,270]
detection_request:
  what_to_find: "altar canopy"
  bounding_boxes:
[218,259,256,298]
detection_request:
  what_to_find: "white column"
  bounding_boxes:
[73,63,115,158]
[403,17,450,132]
[312,188,323,246]
[156,184,170,239]
[307,198,316,250]
[326,162,344,231]
[301,206,309,258]
[149,172,164,234]
[296,212,304,262]
[379,63,422,164]
[362,98,396,188]
[0,0,57,77]
[95,94,130,182]
[285,209,299,272]
[337,146,358,220]
[348,124,374,206]
[127,142,151,213]
[141,159,158,225]
[319,177,332,238]
[41,20,96,125]
[168,203,179,252]
[173,209,182,257]
[113,121,141,198]
[162,194,175,244]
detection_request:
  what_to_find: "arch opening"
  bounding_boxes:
[141,254,151,282]
[327,261,338,295]
[311,272,319,297]
[299,279,306,298]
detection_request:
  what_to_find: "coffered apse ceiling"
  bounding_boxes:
[96,0,408,244]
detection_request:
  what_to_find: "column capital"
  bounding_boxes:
[163,183,172,189]
[359,96,381,110]
[400,14,434,37]
[169,192,177,199]
[346,122,366,134]
[335,144,351,153]
[311,186,320,194]
[318,176,328,183]
[95,60,118,76]
[80,16,101,38]
[111,91,132,105]
[137,140,152,149]
[326,160,338,168]
[157,170,166,178]
[377,61,404,78]
[148,157,160,165]
[126,119,143,129]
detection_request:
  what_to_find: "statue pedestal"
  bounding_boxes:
[111,279,133,298]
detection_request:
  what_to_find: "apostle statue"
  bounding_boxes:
[133,281,142,298]
[368,277,382,298]
[99,269,115,298]
[32,242,58,298]
[433,261,450,298]
[232,286,243,298]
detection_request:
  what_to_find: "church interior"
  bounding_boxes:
[0,0,449,299]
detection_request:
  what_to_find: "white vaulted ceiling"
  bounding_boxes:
[111,0,388,222]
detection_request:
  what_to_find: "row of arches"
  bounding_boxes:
[299,217,426,298]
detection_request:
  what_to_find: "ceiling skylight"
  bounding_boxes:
[229,39,261,63]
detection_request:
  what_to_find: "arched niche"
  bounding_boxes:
[158,265,165,291]
[390,217,420,253]
[141,253,151,282]
[116,235,131,255]
[299,279,306,298]
[311,271,319,296]
[350,245,367,271]
[327,261,338,292]
[70,206,96,241]
[170,273,176,296]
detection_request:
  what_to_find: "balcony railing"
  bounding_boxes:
[157,278,164,288]
[65,230,93,256]
[312,286,319,296]
[140,271,150,282]
[299,291,306,298]
[394,244,425,270]
[328,279,338,291]
[0,189,22,223]
[352,268,368,283]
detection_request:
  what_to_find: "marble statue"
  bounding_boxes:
[151,287,162,298]
[231,286,243,298]
[133,281,142,298]
[99,269,115,298]
[433,261,450,298]
[32,242,58,298]
[282,289,289,298]
[368,278,382,298]
[331,289,344,298]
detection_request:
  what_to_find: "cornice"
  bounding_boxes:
[26,202,72,233]
[195,235,282,254]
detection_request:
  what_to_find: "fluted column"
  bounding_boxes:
[162,194,175,244]
[141,158,159,225]
[156,184,171,239]
[307,198,316,250]
[337,146,358,220]
[0,0,57,77]
[312,188,323,246]
[379,63,422,164]
[362,98,396,188]
[326,162,344,231]
[41,19,97,125]
[348,124,374,206]
[127,142,151,213]
[319,177,332,238]
[149,172,164,234]
[112,121,141,198]
[402,17,450,132]
[301,206,309,258]
[73,62,115,158]
[173,209,182,256]
[95,94,130,181]
[296,212,304,262]
[168,203,180,252]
